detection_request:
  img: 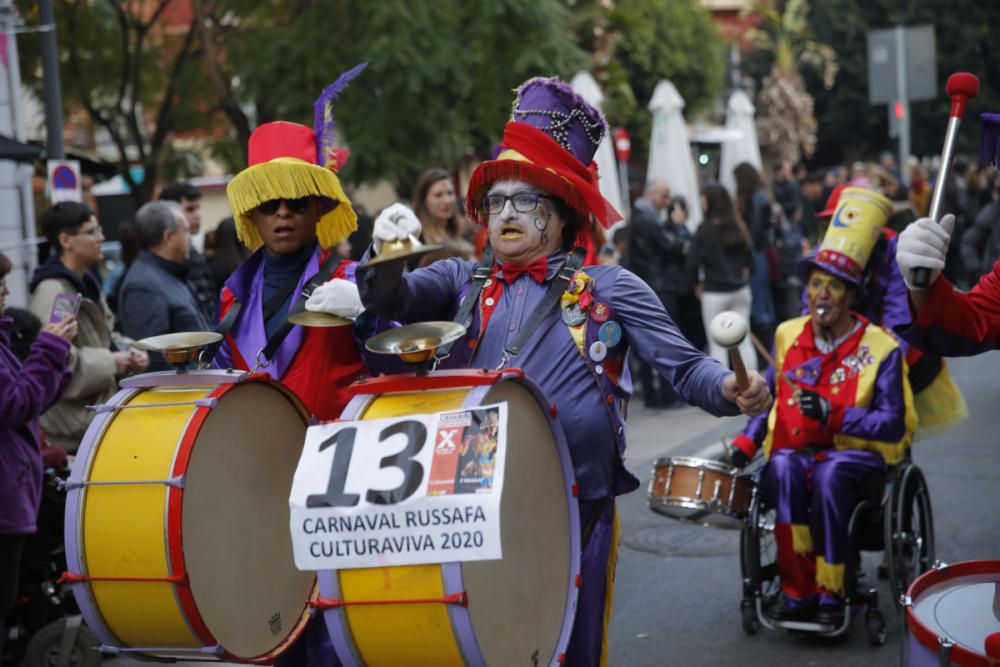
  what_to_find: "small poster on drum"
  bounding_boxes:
[288,403,508,570]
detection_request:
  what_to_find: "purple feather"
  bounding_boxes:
[314,62,368,167]
[980,112,1000,166]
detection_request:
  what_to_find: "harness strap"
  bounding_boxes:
[436,244,494,359]
[503,247,586,360]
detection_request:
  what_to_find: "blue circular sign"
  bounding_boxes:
[52,165,77,190]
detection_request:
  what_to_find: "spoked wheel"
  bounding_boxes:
[884,463,935,604]
[740,490,781,629]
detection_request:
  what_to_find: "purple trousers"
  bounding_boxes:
[762,448,884,605]
[565,499,618,667]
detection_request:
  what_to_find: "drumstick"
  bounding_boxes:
[708,311,750,391]
[749,332,800,394]
[911,72,979,288]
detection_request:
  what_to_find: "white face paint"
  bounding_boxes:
[485,180,565,265]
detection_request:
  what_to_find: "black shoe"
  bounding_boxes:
[776,604,815,622]
[815,604,845,627]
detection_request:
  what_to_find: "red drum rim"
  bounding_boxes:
[905,559,1000,667]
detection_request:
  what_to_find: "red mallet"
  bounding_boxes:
[911,72,979,288]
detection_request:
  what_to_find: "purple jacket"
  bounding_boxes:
[359,250,739,500]
[0,317,72,535]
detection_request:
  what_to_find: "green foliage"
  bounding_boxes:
[803,0,1000,165]
[217,0,586,192]
[604,0,727,170]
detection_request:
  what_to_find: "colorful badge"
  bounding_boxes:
[598,321,622,347]
[590,302,611,323]
[561,303,587,327]
[589,340,608,362]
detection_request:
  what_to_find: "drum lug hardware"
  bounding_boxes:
[62,475,186,491]
[900,594,912,607]
[937,637,955,666]
[710,480,722,504]
[664,464,674,497]
[932,560,949,572]
[91,398,218,413]
[695,469,705,499]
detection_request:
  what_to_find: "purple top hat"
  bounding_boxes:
[511,77,607,166]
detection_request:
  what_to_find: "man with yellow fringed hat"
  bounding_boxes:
[214,65,367,429]
[326,76,772,665]
[730,187,917,627]
[214,70,369,666]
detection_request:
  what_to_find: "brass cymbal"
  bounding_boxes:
[360,234,445,270]
[287,310,354,327]
[133,331,223,364]
[365,321,467,363]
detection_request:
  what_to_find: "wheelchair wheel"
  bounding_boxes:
[740,491,781,622]
[865,610,887,646]
[884,463,934,604]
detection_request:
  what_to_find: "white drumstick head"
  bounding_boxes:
[708,311,749,348]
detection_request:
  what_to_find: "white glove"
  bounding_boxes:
[896,214,955,290]
[372,203,422,254]
[304,279,363,319]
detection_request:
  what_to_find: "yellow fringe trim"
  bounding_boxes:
[599,506,620,667]
[226,158,357,251]
[914,361,968,433]
[816,557,845,596]
[791,524,813,554]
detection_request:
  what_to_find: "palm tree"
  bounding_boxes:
[743,0,837,163]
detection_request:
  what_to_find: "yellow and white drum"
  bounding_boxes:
[318,369,581,667]
[64,370,314,662]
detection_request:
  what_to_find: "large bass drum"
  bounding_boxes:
[319,369,580,667]
[64,371,314,662]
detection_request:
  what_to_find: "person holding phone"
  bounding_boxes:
[28,202,149,453]
[0,250,75,660]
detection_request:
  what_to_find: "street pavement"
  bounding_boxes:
[107,353,998,666]
[608,353,1000,665]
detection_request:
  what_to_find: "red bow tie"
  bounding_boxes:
[500,257,548,284]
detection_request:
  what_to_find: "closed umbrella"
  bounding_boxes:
[719,90,763,198]
[569,71,626,219]
[647,80,702,229]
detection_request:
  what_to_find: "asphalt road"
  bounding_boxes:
[102,354,998,667]
[608,353,1000,666]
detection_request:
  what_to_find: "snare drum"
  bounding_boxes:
[648,456,754,529]
[64,371,315,662]
[905,560,1000,666]
[319,369,580,667]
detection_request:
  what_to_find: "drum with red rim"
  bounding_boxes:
[64,370,314,662]
[905,560,1000,666]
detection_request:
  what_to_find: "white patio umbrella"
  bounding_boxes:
[646,79,702,229]
[569,71,626,220]
[719,90,763,198]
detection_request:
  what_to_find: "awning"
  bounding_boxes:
[0,133,44,162]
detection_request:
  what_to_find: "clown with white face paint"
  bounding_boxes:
[357,76,771,665]
[731,216,917,626]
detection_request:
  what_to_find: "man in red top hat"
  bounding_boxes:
[333,76,772,665]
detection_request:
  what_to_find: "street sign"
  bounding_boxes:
[614,127,631,162]
[867,25,936,105]
[47,160,82,203]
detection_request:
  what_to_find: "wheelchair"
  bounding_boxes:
[738,455,934,646]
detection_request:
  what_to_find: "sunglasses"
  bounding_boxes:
[257,197,314,215]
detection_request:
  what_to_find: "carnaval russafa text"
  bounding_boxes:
[288,405,508,570]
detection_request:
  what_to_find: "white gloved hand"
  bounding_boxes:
[372,203,422,254]
[896,214,955,290]
[304,279,363,319]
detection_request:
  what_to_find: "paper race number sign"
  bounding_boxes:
[289,403,507,570]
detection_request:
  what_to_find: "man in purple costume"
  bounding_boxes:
[318,77,772,665]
